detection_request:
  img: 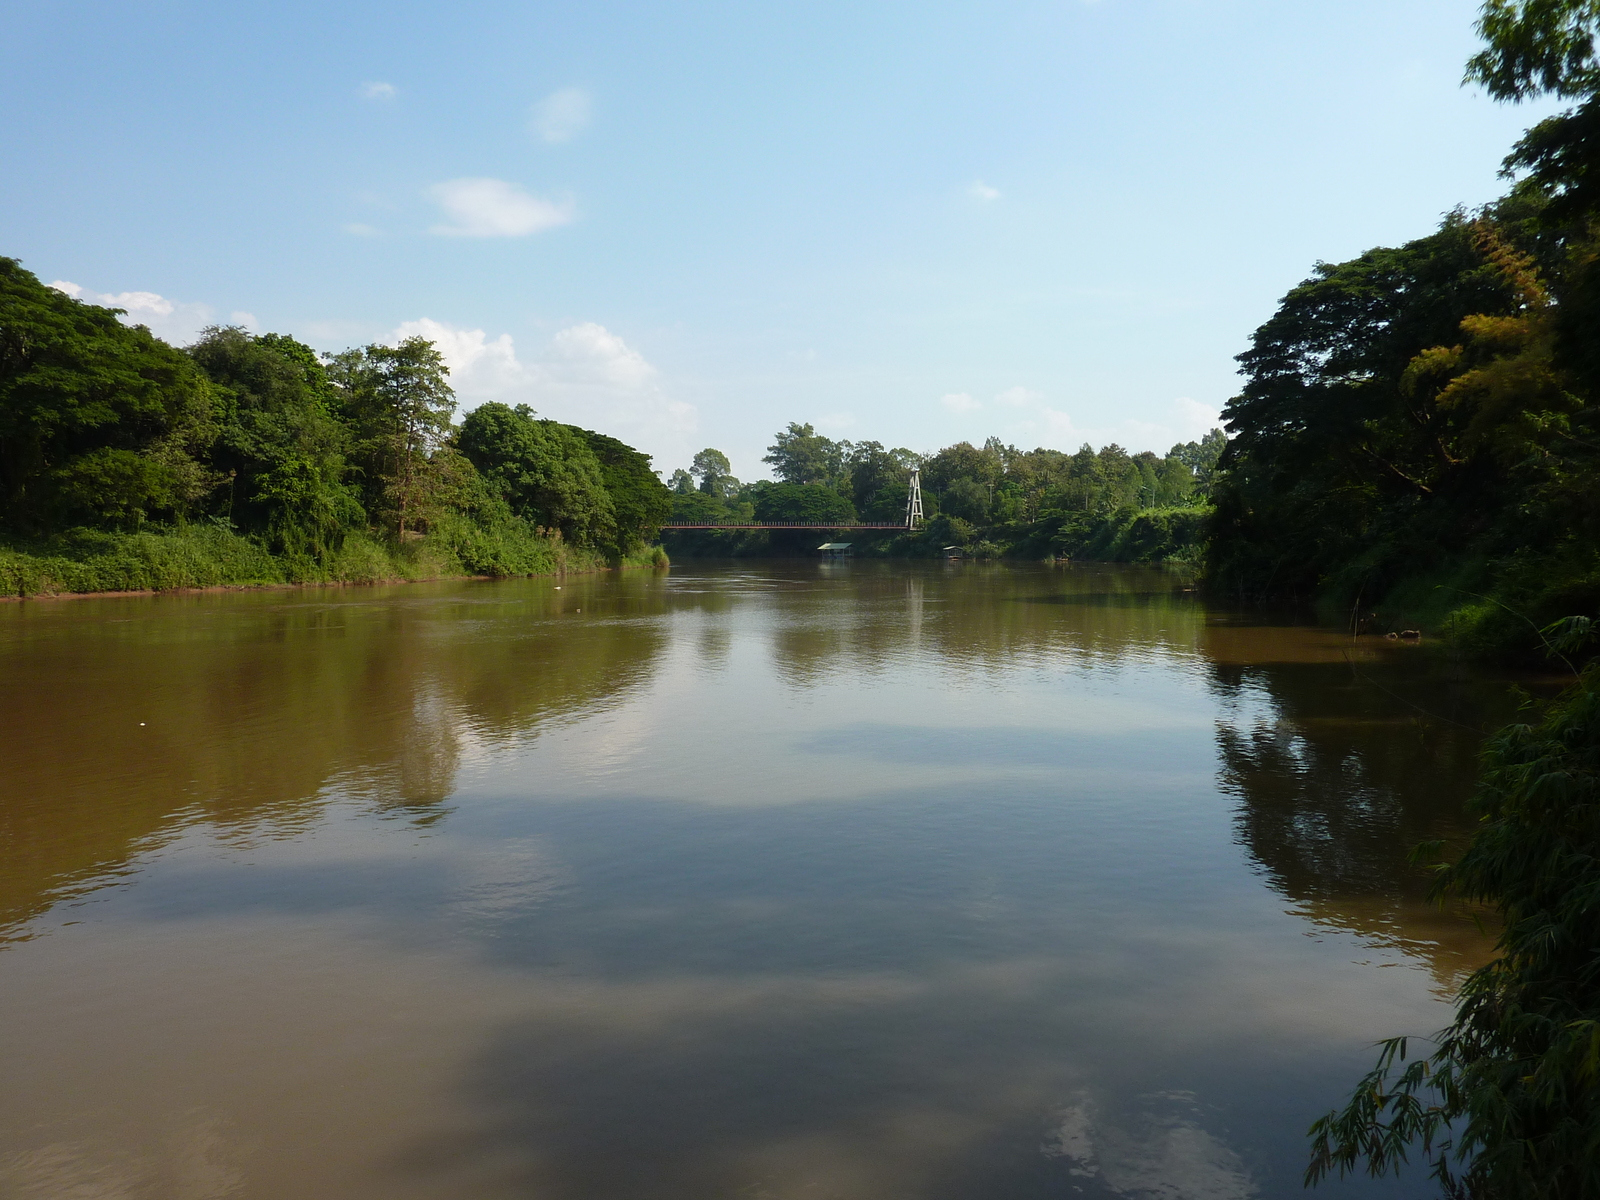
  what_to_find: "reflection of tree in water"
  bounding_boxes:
[764,562,1203,686]
[0,575,669,941]
[1210,650,1523,990]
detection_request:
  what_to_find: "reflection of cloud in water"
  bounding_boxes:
[446,837,568,926]
[1044,1092,1257,1199]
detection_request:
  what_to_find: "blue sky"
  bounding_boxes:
[1,0,1558,480]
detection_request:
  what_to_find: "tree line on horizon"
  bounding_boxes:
[665,423,1227,549]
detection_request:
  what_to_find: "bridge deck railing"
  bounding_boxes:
[661,522,911,530]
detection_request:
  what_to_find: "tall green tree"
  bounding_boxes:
[747,481,856,524]
[690,447,739,497]
[1170,429,1226,495]
[922,440,1002,494]
[844,440,916,519]
[1207,207,1538,600]
[763,422,845,486]
[326,337,456,537]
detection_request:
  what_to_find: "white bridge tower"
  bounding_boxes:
[904,468,924,530]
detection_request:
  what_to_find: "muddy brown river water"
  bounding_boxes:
[0,561,1519,1198]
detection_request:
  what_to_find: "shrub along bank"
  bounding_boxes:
[0,520,668,598]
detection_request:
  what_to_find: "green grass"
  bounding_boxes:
[0,520,667,597]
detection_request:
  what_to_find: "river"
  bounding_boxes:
[0,561,1517,1199]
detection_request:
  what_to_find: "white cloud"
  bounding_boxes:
[1044,1093,1256,1200]
[394,318,520,378]
[388,317,696,467]
[939,384,1091,448]
[343,222,381,237]
[968,180,1001,202]
[51,280,215,345]
[360,81,397,101]
[983,390,1225,454]
[549,321,658,390]
[1172,396,1223,440]
[994,386,1043,408]
[230,311,258,330]
[301,318,375,346]
[531,87,592,143]
[393,317,528,408]
[428,178,574,237]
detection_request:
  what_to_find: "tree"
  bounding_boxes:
[188,326,361,559]
[942,477,992,523]
[1170,429,1227,495]
[1207,207,1536,600]
[747,481,856,524]
[1468,0,1600,100]
[456,403,615,546]
[0,257,218,532]
[763,423,844,486]
[690,447,739,498]
[326,337,456,537]
[1095,444,1140,509]
[573,428,672,553]
[669,489,736,524]
[844,440,913,517]
[922,440,1003,496]
[1002,447,1070,521]
[1153,455,1196,506]
[668,468,695,495]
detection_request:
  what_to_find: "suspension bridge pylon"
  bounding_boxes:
[904,468,924,530]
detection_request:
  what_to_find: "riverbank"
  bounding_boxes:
[660,504,1209,565]
[0,523,669,599]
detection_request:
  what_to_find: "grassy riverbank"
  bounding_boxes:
[0,523,668,597]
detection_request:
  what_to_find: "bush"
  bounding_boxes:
[0,524,285,595]
[0,516,648,596]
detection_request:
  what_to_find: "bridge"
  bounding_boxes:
[664,470,926,532]
[662,521,907,530]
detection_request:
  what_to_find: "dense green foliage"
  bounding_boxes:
[189,326,361,563]
[747,480,858,523]
[1208,191,1600,651]
[1303,4,1600,1193]
[1,259,218,533]
[1206,0,1600,657]
[665,425,1224,561]
[576,427,674,554]
[457,402,615,547]
[0,260,669,593]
